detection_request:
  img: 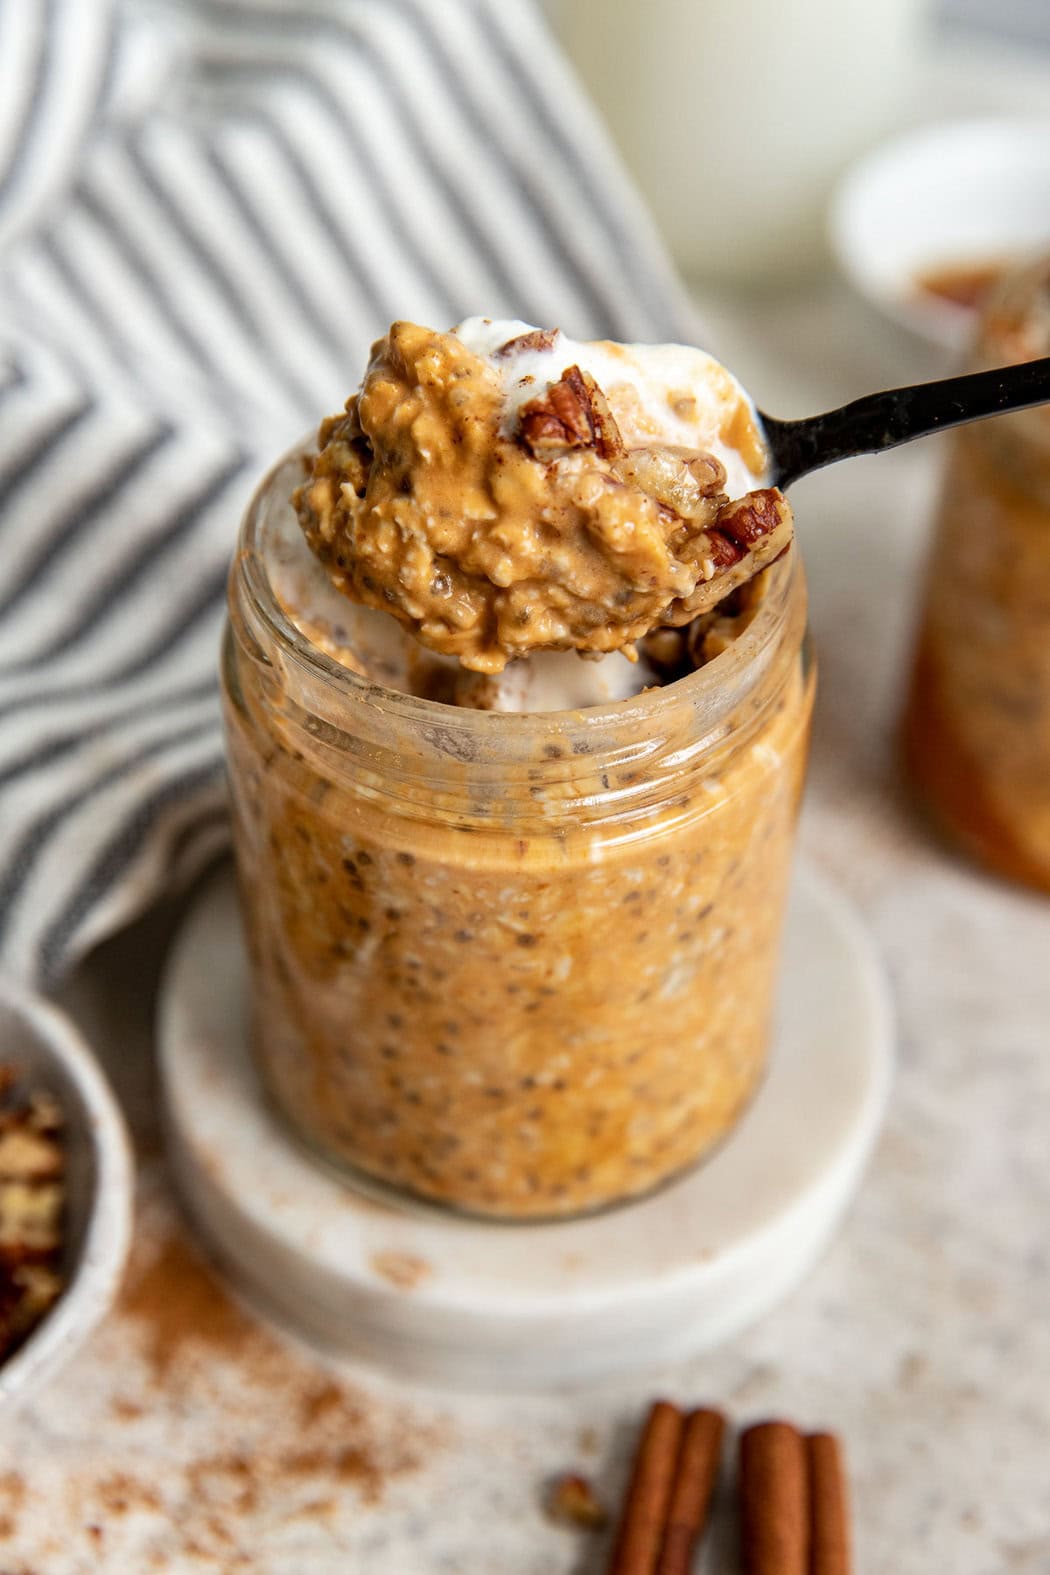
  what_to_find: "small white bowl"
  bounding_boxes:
[830,118,1050,350]
[0,980,133,1410]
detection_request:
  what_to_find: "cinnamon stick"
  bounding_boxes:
[807,1432,851,1575]
[608,1400,685,1575]
[655,1407,726,1575]
[739,1420,809,1575]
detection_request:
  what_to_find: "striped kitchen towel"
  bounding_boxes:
[0,0,699,990]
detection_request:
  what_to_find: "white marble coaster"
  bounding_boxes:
[157,863,892,1389]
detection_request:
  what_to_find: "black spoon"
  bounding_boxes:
[761,355,1050,490]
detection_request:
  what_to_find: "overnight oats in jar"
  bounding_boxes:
[904,259,1050,890]
[221,319,815,1219]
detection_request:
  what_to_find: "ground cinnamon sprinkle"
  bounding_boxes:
[96,1473,164,1516]
[26,1175,446,1570]
[298,1378,347,1427]
[369,1249,432,1291]
[118,1230,256,1379]
[0,1468,26,1539]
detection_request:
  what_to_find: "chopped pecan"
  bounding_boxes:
[545,1472,608,1530]
[519,409,580,462]
[688,452,729,497]
[496,327,560,357]
[519,366,623,462]
[704,530,746,569]
[521,367,595,456]
[579,371,624,460]
[715,487,789,548]
[0,1065,66,1364]
[614,447,727,522]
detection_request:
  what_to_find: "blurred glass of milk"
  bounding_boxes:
[543,0,928,285]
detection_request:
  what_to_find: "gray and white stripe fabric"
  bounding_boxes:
[0,0,699,989]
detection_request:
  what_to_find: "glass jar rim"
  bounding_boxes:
[235,443,802,745]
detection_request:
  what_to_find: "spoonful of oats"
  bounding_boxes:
[295,319,789,675]
[295,319,1050,675]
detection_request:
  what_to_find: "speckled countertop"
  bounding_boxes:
[4,50,1050,1575]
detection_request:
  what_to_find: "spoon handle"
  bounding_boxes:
[761,355,1050,489]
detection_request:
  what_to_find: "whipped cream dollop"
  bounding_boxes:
[453,316,768,498]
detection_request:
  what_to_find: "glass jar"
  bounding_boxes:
[221,451,815,1220]
[903,259,1050,891]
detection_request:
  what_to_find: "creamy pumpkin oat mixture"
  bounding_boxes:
[222,320,813,1217]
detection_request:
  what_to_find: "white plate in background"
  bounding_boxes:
[830,118,1050,350]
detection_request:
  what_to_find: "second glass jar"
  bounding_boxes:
[904,258,1050,891]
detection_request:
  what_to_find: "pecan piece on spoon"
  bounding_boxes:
[520,365,624,461]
